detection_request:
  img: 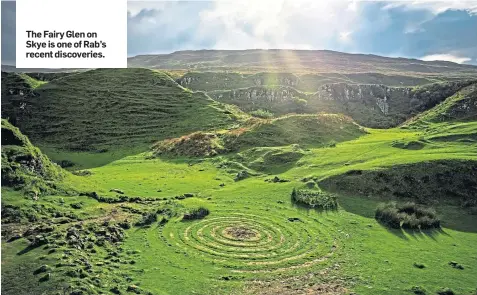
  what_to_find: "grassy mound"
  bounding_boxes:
[319,159,477,207]
[152,132,225,157]
[232,144,306,173]
[291,187,338,210]
[391,139,425,150]
[375,202,440,230]
[1,68,246,152]
[223,113,366,150]
[151,113,365,158]
[1,119,66,196]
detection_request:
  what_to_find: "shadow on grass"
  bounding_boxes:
[380,224,410,241]
[373,220,448,241]
[290,196,339,215]
[404,227,451,241]
[17,244,40,256]
[40,145,150,170]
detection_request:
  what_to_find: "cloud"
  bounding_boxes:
[382,1,477,15]
[2,0,477,65]
[339,31,353,43]
[192,0,361,51]
[421,53,472,64]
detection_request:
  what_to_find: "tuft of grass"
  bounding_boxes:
[410,285,427,295]
[375,202,440,230]
[291,187,338,210]
[182,207,210,220]
[152,132,225,157]
[437,288,455,295]
[250,109,274,119]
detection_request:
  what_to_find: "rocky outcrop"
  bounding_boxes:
[314,83,411,115]
[211,86,300,103]
[209,80,477,126]
[1,119,65,196]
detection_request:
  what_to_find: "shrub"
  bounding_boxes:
[183,207,210,220]
[234,170,249,181]
[291,188,338,210]
[375,202,440,230]
[135,212,157,226]
[57,159,75,168]
[250,109,274,119]
[410,285,426,295]
[326,140,337,148]
[437,288,455,295]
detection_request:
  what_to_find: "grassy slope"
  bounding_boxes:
[3,122,476,295]
[1,69,247,168]
[2,70,477,295]
[152,113,366,158]
[128,49,477,77]
[405,83,477,126]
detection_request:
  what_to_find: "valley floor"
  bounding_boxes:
[2,125,477,295]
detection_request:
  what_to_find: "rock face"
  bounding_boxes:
[211,86,299,103]
[208,80,476,128]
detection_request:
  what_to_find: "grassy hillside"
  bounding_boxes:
[128,49,477,77]
[2,61,477,295]
[1,69,247,165]
[152,113,366,157]
[404,83,477,126]
[224,114,365,150]
[3,120,476,295]
[1,119,68,196]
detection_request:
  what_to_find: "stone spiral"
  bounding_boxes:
[162,210,338,274]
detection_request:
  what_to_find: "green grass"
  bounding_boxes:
[150,113,366,159]
[224,113,366,151]
[405,83,477,126]
[2,68,246,157]
[2,67,477,295]
[3,121,476,295]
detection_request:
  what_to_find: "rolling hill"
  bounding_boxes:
[127,49,477,77]
[2,51,477,295]
[1,68,247,153]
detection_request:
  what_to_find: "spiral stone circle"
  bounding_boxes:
[163,210,338,274]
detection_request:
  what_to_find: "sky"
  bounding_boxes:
[2,0,477,65]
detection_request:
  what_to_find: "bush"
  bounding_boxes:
[250,109,274,119]
[437,288,455,295]
[182,207,210,220]
[57,159,75,168]
[410,285,426,295]
[375,202,440,230]
[291,188,338,210]
[135,212,157,226]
